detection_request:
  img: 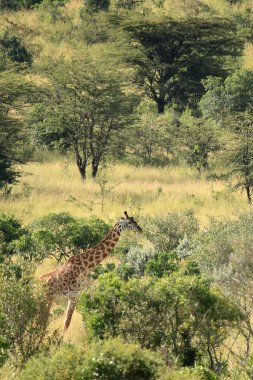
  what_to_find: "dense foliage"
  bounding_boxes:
[13,212,110,262]
[123,17,243,113]
[0,60,32,191]
[0,0,43,10]
[0,263,56,367]
[20,339,164,380]
[80,273,242,369]
[2,0,253,378]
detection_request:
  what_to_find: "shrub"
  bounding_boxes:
[15,212,110,262]
[118,244,156,279]
[145,252,179,278]
[19,345,83,380]
[117,247,179,280]
[80,273,242,368]
[0,213,24,256]
[245,353,253,379]
[81,339,164,380]
[190,211,253,360]
[89,262,116,280]
[0,263,56,367]
[190,213,253,276]
[190,219,237,276]
[20,339,164,380]
[37,0,68,23]
[84,0,110,13]
[115,0,140,9]
[143,211,199,253]
[0,33,32,66]
[0,0,43,10]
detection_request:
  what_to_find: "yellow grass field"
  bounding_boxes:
[1,160,249,226]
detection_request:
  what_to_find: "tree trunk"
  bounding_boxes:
[157,98,165,114]
[91,160,99,178]
[78,166,86,182]
[246,185,251,205]
[75,149,87,182]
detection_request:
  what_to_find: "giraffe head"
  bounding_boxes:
[116,211,143,233]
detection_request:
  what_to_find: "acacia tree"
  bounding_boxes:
[223,113,253,204]
[30,58,138,180]
[125,103,174,165]
[122,17,243,113]
[177,111,221,171]
[200,69,253,203]
[0,62,32,191]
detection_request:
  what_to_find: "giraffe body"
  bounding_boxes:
[40,212,142,331]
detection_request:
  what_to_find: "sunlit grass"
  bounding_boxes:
[1,160,249,228]
[244,42,253,69]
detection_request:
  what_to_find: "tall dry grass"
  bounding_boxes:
[1,160,248,227]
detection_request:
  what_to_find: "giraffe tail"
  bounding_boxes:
[64,298,76,332]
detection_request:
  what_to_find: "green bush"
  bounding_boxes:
[115,0,139,9]
[19,345,83,380]
[81,339,164,380]
[15,212,110,262]
[190,220,234,276]
[118,247,180,280]
[0,0,43,10]
[84,0,110,13]
[143,211,199,253]
[80,272,241,368]
[145,251,179,278]
[0,33,32,66]
[20,339,164,380]
[0,263,55,367]
[244,353,253,379]
[117,244,156,279]
[89,262,116,280]
[190,213,253,276]
[0,213,24,256]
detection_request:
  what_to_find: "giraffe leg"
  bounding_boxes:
[64,298,76,332]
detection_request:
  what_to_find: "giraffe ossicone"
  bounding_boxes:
[40,211,142,331]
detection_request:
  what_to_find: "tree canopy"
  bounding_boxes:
[123,17,244,113]
[29,58,138,180]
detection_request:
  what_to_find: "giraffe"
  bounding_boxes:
[40,211,142,331]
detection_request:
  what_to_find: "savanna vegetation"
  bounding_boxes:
[2,0,253,379]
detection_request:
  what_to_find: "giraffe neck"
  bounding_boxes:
[81,224,121,271]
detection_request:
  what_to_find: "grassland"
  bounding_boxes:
[1,159,249,226]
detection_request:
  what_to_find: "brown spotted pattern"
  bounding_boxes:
[40,212,142,331]
[40,225,122,331]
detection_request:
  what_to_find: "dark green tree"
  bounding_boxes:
[200,69,253,203]
[0,64,32,190]
[223,112,253,204]
[0,213,24,258]
[200,69,253,122]
[84,0,110,13]
[17,212,110,262]
[178,111,220,171]
[0,33,32,67]
[123,17,244,113]
[0,0,43,10]
[126,104,173,165]
[115,0,140,9]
